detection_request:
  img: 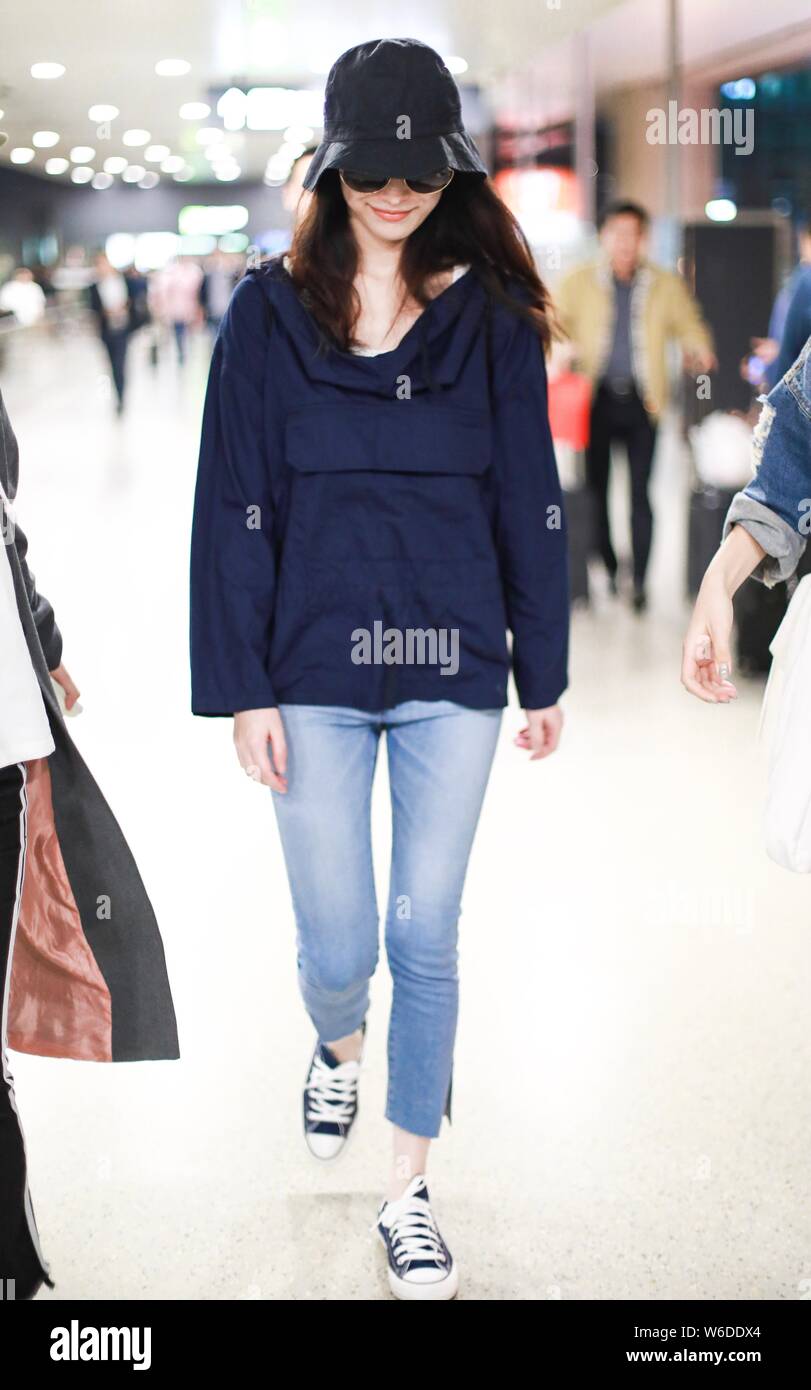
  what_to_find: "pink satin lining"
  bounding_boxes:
[8,757,112,1061]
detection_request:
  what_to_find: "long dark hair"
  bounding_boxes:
[287,170,556,352]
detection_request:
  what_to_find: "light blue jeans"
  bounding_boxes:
[270,701,502,1138]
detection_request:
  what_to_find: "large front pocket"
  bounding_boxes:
[280,402,507,669]
[284,400,492,477]
[283,401,498,580]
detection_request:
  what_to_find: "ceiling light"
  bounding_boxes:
[106,233,136,268]
[284,125,314,144]
[139,171,160,189]
[89,104,119,122]
[145,144,170,162]
[444,56,468,75]
[245,86,324,131]
[155,59,190,76]
[179,102,210,120]
[172,166,193,182]
[31,62,65,79]
[217,87,248,131]
[204,143,231,161]
[132,232,180,271]
[215,168,241,181]
[45,157,70,174]
[92,172,114,189]
[103,156,128,174]
[10,147,35,164]
[705,198,737,222]
[33,131,60,148]
[196,127,222,145]
[178,205,249,235]
[71,166,94,184]
[122,129,150,147]
[70,145,95,162]
[161,155,185,173]
[121,165,146,183]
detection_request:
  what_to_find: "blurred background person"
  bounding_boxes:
[0,268,47,328]
[556,200,716,611]
[88,252,133,414]
[148,256,204,365]
[199,252,238,336]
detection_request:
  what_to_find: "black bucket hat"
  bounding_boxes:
[302,37,488,191]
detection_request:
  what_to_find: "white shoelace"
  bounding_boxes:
[305,1054,359,1125]
[382,1193,447,1268]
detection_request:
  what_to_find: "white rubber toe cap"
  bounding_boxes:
[305,1130,346,1160]
[389,1262,459,1301]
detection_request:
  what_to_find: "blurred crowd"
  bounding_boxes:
[0,246,244,412]
[2,141,810,630]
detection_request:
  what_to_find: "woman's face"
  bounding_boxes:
[340,177,443,244]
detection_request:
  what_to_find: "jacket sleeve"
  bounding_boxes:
[190,274,278,715]
[722,334,811,586]
[490,304,570,709]
[0,390,63,670]
[12,514,64,670]
[667,272,714,357]
[553,271,576,342]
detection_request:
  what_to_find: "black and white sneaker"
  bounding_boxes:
[302,1026,364,1161]
[376,1174,459,1300]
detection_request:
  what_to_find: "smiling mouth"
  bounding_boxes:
[369,206,414,220]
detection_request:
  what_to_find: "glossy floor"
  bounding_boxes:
[4,324,808,1301]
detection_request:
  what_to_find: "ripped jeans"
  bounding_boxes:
[270,701,501,1139]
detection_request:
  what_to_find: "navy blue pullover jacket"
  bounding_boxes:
[190,257,569,714]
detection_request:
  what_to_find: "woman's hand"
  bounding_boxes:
[514,705,563,760]
[49,662,81,711]
[234,707,288,792]
[681,523,766,703]
[681,577,738,703]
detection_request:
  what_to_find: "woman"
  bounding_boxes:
[0,386,179,1301]
[682,335,811,700]
[148,257,203,365]
[190,37,569,1300]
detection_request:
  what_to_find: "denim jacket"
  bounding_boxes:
[723,334,811,585]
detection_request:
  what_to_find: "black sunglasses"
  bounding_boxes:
[339,168,454,195]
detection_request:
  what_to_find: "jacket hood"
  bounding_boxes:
[249,256,490,397]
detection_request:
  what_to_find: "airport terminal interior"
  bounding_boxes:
[1,0,810,1301]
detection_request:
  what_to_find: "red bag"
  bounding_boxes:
[547,371,591,450]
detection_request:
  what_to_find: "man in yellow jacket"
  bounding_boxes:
[556,201,716,610]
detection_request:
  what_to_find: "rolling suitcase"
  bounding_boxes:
[563,483,594,605]
[734,578,788,675]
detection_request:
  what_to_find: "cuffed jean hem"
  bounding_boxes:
[299,974,370,1045]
